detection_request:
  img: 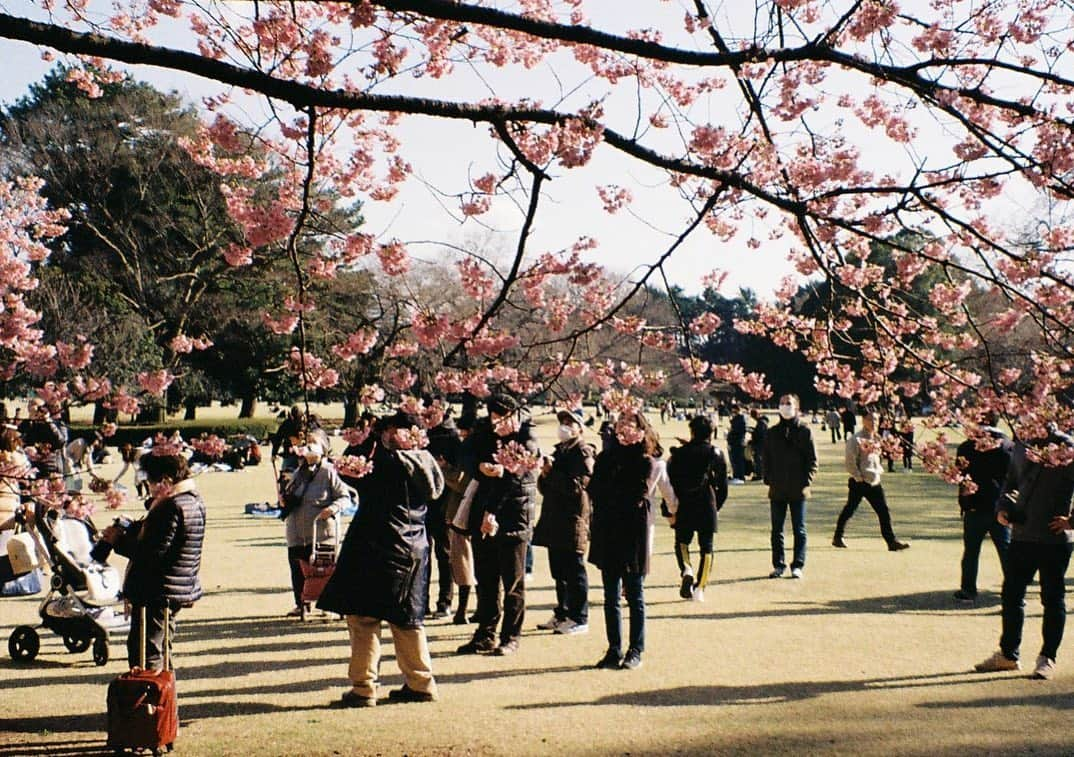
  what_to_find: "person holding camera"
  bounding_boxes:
[975,429,1074,680]
[98,447,205,670]
[281,439,351,617]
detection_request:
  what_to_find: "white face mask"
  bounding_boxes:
[557,425,575,442]
[778,404,797,420]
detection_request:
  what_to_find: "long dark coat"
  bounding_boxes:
[317,447,444,628]
[587,444,653,576]
[533,438,595,553]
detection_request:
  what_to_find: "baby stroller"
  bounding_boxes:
[298,513,340,621]
[8,506,129,666]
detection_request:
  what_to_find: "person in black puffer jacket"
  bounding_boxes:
[102,447,205,670]
[457,394,539,658]
[667,415,727,602]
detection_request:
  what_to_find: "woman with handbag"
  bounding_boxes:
[282,440,351,617]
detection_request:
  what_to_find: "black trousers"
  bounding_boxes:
[288,544,312,606]
[127,603,179,670]
[835,479,897,545]
[426,506,454,609]
[472,535,527,645]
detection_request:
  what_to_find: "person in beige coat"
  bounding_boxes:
[833,409,910,551]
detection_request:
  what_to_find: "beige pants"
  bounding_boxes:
[346,615,437,699]
[448,528,476,587]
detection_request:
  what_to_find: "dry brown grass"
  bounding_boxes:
[2,413,1072,756]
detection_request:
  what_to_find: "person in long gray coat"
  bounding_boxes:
[318,411,445,707]
[282,440,351,616]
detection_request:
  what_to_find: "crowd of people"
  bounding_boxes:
[2,391,1072,713]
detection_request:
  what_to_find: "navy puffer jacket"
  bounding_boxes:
[115,479,205,607]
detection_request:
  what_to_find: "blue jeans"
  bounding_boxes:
[1000,540,1074,661]
[548,549,588,625]
[601,570,645,655]
[960,509,1010,595]
[771,498,807,570]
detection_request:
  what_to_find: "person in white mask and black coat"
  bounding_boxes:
[763,395,818,578]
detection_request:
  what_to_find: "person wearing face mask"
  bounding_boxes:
[762,395,818,579]
[318,411,445,706]
[457,394,540,657]
[834,408,910,552]
[282,438,352,617]
[532,411,596,634]
[98,446,205,670]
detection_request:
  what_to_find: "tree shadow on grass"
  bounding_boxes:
[651,589,999,623]
[919,689,1074,711]
[0,700,326,738]
[0,738,115,757]
[505,670,1014,710]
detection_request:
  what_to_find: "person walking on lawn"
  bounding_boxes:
[666,415,727,602]
[833,409,910,552]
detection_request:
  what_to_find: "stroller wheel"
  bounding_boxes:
[92,633,110,666]
[9,626,40,662]
[63,634,91,653]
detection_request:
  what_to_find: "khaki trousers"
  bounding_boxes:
[346,615,437,698]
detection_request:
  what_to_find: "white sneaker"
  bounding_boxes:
[974,650,1020,672]
[1033,655,1057,680]
[690,587,705,602]
[729,478,745,485]
[790,567,803,579]
[555,620,589,635]
[536,614,561,631]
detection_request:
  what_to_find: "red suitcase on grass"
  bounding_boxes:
[107,606,178,755]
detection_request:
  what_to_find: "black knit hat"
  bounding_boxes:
[486,393,519,416]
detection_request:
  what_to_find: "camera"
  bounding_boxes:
[89,517,133,563]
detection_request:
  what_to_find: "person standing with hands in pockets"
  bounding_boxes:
[763,395,817,579]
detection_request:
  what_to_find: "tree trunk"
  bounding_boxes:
[239,393,257,418]
[136,405,165,425]
[184,397,197,421]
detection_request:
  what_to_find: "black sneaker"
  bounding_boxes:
[888,540,910,552]
[452,612,468,625]
[679,573,694,600]
[594,649,622,670]
[953,589,977,603]
[387,685,437,703]
[620,649,643,670]
[492,639,519,656]
[339,690,376,708]
[456,638,496,655]
[832,536,848,548]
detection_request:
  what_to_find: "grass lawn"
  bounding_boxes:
[2,414,1073,756]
